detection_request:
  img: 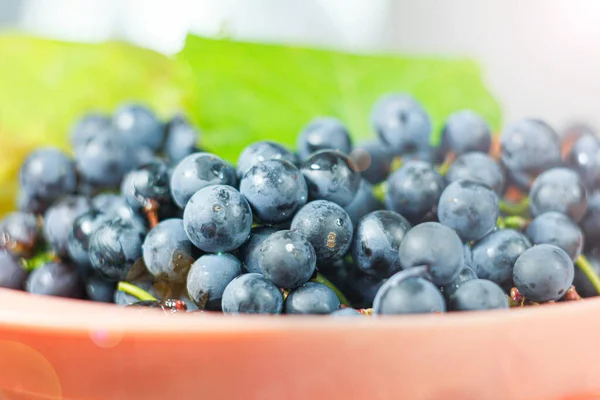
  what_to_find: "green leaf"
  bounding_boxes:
[176,35,502,162]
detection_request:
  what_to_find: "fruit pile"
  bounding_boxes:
[1,96,599,316]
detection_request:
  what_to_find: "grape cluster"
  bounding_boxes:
[2,97,599,317]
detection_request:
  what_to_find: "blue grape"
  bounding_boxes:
[331,308,362,317]
[92,193,137,222]
[142,218,197,283]
[398,222,464,285]
[89,218,146,281]
[351,210,411,279]
[70,113,111,149]
[170,152,237,209]
[85,273,117,303]
[343,179,384,225]
[529,167,587,222]
[446,152,505,195]
[471,229,531,287]
[17,189,49,215]
[163,115,200,164]
[297,117,352,160]
[183,185,252,253]
[500,118,562,189]
[0,211,39,256]
[0,250,28,290]
[437,180,499,242]
[20,148,76,202]
[120,159,172,211]
[566,132,600,190]
[284,282,340,314]
[43,196,91,258]
[239,226,277,274]
[26,261,84,298]
[318,258,383,309]
[300,150,361,206]
[67,210,111,272]
[113,103,164,151]
[222,273,283,314]
[186,253,242,310]
[291,200,353,262]
[258,230,316,289]
[525,212,583,261]
[373,268,445,315]
[240,160,308,224]
[582,190,600,250]
[237,140,297,178]
[370,94,432,156]
[75,131,133,188]
[441,110,491,155]
[349,140,393,185]
[513,244,574,302]
[385,160,445,224]
[573,253,600,298]
[449,279,508,311]
[440,265,477,301]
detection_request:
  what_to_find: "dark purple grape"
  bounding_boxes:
[0,211,39,256]
[297,117,352,160]
[525,212,583,261]
[20,148,77,203]
[446,152,505,195]
[239,226,277,274]
[529,168,587,222]
[222,273,283,314]
[113,103,164,151]
[449,279,508,311]
[0,250,28,290]
[284,282,340,314]
[25,261,84,298]
[186,253,242,310]
[43,195,92,258]
[441,110,491,155]
[237,141,297,177]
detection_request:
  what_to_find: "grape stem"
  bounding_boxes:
[143,199,160,229]
[372,182,387,203]
[496,216,529,230]
[435,153,456,176]
[499,197,530,217]
[311,272,351,306]
[575,254,600,295]
[117,281,157,301]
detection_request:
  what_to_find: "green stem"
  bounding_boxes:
[496,215,529,230]
[575,254,600,295]
[372,182,387,203]
[499,197,530,217]
[117,281,157,301]
[436,159,451,176]
[311,272,351,306]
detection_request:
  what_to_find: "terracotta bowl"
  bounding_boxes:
[0,289,599,400]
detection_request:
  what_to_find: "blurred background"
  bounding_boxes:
[1,0,600,130]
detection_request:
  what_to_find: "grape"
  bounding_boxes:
[449,279,508,311]
[121,159,172,211]
[513,244,574,302]
[349,140,393,185]
[17,190,49,215]
[529,167,587,222]
[183,185,252,253]
[70,113,111,149]
[296,117,352,160]
[581,190,600,250]
[0,211,39,256]
[0,250,28,290]
[343,179,384,225]
[186,253,242,310]
[300,150,361,206]
[351,210,411,280]
[89,218,146,281]
[67,210,111,272]
[240,160,307,224]
[318,258,383,309]
[258,230,316,289]
[373,268,445,315]
[236,141,297,178]
[113,103,164,151]
[221,273,283,314]
[142,219,197,283]
[26,261,84,298]
[440,265,477,301]
[85,273,117,303]
[471,229,531,287]
[43,196,92,258]
[566,132,600,190]
[331,308,362,317]
[525,212,583,261]
[446,152,506,195]
[75,131,133,188]
[437,180,499,242]
[573,253,600,298]
[370,94,432,157]
[441,110,491,155]
[238,226,277,274]
[284,282,340,314]
[170,152,237,209]
[163,115,200,164]
[92,193,137,222]
[500,119,561,189]
[290,200,353,262]
[385,160,445,224]
[398,222,464,285]
[20,148,77,202]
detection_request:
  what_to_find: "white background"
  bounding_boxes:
[2,0,600,132]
